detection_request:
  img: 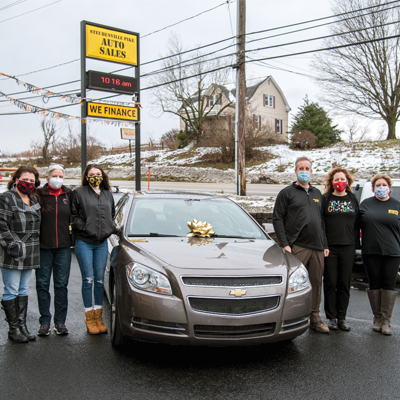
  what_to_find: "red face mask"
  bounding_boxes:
[16,180,35,195]
[333,181,348,192]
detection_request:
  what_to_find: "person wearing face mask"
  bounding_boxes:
[71,164,117,335]
[36,164,73,336]
[273,157,330,333]
[0,166,41,343]
[360,174,400,336]
[322,168,359,331]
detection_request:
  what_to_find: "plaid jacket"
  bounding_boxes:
[0,187,41,270]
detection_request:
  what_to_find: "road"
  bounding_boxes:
[64,179,294,197]
[0,253,399,399]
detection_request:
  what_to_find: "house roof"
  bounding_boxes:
[183,76,291,112]
[231,76,291,112]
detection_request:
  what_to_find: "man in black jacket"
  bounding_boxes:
[273,157,330,333]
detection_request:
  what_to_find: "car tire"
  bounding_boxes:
[110,278,124,348]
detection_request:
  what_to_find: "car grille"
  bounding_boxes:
[131,317,186,335]
[194,323,275,338]
[188,296,280,315]
[181,276,282,286]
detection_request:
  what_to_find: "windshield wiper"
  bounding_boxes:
[127,233,180,237]
[211,234,251,239]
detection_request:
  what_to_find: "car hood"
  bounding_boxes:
[124,237,287,273]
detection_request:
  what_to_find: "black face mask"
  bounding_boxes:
[16,180,35,195]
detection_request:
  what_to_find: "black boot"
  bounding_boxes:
[17,296,36,340]
[1,298,29,343]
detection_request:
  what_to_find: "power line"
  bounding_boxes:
[246,33,400,65]
[244,19,400,58]
[0,0,27,12]
[2,1,399,110]
[0,0,62,24]
[141,0,234,38]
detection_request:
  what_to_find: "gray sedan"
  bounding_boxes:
[105,191,312,347]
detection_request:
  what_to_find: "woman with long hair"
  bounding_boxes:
[361,174,400,335]
[0,166,41,343]
[71,164,117,334]
[322,167,359,331]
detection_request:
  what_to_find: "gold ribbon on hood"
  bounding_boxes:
[187,219,215,238]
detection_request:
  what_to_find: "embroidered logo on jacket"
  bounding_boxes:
[389,209,399,216]
[313,199,319,203]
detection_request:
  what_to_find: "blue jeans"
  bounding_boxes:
[1,268,33,301]
[36,247,72,325]
[74,239,108,308]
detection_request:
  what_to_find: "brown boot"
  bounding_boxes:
[85,310,100,335]
[367,289,382,332]
[94,309,107,333]
[381,289,397,336]
[310,321,329,333]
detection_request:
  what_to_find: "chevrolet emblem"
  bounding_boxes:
[230,289,247,297]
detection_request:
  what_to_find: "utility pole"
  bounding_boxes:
[235,0,246,195]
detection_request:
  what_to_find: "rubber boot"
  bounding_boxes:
[381,289,397,336]
[94,308,108,333]
[367,289,382,332]
[17,296,36,340]
[85,310,100,334]
[1,299,29,343]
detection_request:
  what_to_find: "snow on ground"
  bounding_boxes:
[1,142,399,213]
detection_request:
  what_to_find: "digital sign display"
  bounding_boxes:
[87,70,137,94]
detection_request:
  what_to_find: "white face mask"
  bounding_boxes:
[49,177,63,190]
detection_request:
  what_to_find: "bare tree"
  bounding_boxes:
[53,124,103,164]
[40,116,61,162]
[151,33,234,144]
[342,118,370,142]
[314,0,400,140]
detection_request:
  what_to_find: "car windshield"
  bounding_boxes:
[127,197,267,239]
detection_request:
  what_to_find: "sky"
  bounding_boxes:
[0,0,390,155]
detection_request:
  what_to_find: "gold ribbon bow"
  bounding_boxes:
[187,219,215,237]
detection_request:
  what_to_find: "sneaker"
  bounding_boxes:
[37,324,51,336]
[54,323,69,335]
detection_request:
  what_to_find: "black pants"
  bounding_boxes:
[363,254,400,291]
[324,244,355,320]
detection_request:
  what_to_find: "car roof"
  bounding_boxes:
[131,191,226,200]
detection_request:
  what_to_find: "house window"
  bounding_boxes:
[254,115,261,130]
[208,94,221,107]
[275,119,283,134]
[264,94,275,108]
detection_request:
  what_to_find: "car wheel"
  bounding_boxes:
[110,278,124,348]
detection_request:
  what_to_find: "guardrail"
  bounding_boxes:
[0,168,17,182]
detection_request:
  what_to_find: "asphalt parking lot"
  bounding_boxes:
[0,253,399,400]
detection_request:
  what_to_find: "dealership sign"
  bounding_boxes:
[87,102,138,121]
[120,128,136,140]
[85,24,138,66]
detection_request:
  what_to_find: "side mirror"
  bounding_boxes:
[262,223,275,235]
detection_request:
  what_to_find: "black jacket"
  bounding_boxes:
[38,184,73,249]
[71,185,116,244]
[273,182,327,251]
[322,190,360,248]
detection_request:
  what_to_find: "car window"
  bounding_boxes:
[127,198,267,239]
[115,195,129,227]
[391,187,400,201]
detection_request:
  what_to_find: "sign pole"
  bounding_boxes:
[80,21,87,176]
[135,33,141,191]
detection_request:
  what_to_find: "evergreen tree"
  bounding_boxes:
[291,97,341,147]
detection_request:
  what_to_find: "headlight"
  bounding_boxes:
[126,263,172,295]
[288,264,310,293]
